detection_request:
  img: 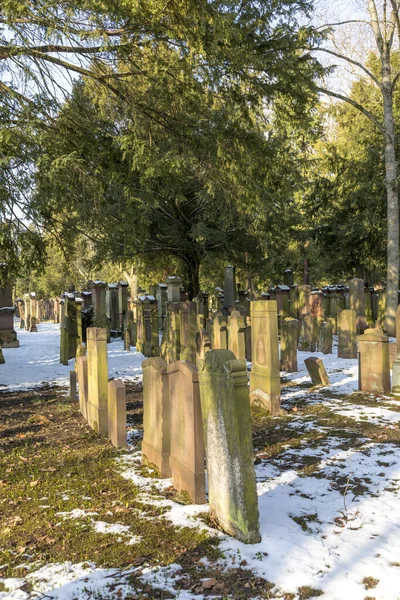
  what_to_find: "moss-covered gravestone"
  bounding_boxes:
[142,357,171,477]
[280,317,299,372]
[212,312,228,350]
[298,315,318,352]
[179,301,197,363]
[198,350,261,544]
[87,327,108,435]
[318,321,333,354]
[195,328,211,365]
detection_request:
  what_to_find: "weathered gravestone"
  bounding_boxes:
[142,357,171,477]
[227,310,246,360]
[108,379,127,448]
[60,294,79,364]
[167,361,206,503]
[136,295,159,357]
[338,309,357,359]
[280,317,299,372]
[76,355,88,420]
[349,278,367,332]
[309,291,325,322]
[69,370,77,401]
[305,357,330,386]
[250,300,280,415]
[156,283,168,330]
[24,293,31,331]
[17,299,25,329]
[298,315,318,352]
[196,328,211,365]
[212,312,228,350]
[179,301,197,363]
[223,265,237,309]
[0,265,19,347]
[167,276,182,302]
[91,281,109,339]
[118,281,129,335]
[87,327,108,435]
[358,328,390,395]
[198,350,261,543]
[107,284,120,337]
[318,321,333,354]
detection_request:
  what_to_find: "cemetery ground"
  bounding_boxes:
[2,326,400,599]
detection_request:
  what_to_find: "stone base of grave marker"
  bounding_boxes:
[108,379,127,448]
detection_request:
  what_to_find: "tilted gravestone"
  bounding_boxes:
[198,350,261,544]
[167,361,206,503]
[142,357,171,477]
[305,357,330,386]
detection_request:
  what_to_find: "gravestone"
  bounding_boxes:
[0,345,4,364]
[284,269,294,288]
[118,281,129,335]
[249,300,280,415]
[75,297,83,344]
[91,281,109,341]
[167,276,182,302]
[124,328,131,351]
[358,328,390,394]
[338,309,357,359]
[179,301,197,363]
[212,312,228,350]
[305,357,330,386]
[349,278,367,331]
[108,379,127,448]
[228,310,246,360]
[0,265,19,347]
[142,357,171,477]
[298,315,318,352]
[76,355,88,420]
[107,284,120,337]
[17,299,25,329]
[297,285,311,319]
[309,291,324,322]
[156,283,168,330]
[223,265,236,309]
[167,361,206,503]
[196,328,211,365]
[198,350,261,543]
[275,285,291,319]
[69,370,77,401]
[86,327,108,435]
[318,321,333,354]
[24,293,31,331]
[280,317,299,372]
[136,295,159,357]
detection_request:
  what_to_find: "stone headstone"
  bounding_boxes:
[76,355,88,420]
[358,328,390,395]
[69,370,77,400]
[195,328,211,365]
[280,317,299,372]
[349,278,367,331]
[91,281,109,337]
[298,315,318,352]
[179,301,197,363]
[249,300,280,415]
[305,357,330,386]
[198,350,261,544]
[0,345,5,364]
[167,276,182,302]
[227,310,246,360]
[212,312,228,350]
[338,309,357,359]
[107,284,120,336]
[118,281,129,334]
[87,327,108,435]
[284,269,294,288]
[223,265,236,309]
[167,361,206,503]
[318,321,333,354]
[309,291,324,322]
[142,357,171,477]
[0,267,19,347]
[108,379,127,448]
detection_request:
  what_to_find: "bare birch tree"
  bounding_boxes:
[316,0,400,335]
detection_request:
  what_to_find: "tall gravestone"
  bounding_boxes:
[24,292,31,331]
[156,283,168,330]
[224,265,236,309]
[108,379,127,448]
[338,309,357,359]
[76,355,88,420]
[318,321,333,354]
[167,361,206,503]
[136,295,159,357]
[142,357,171,477]
[118,281,129,335]
[249,300,280,415]
[212,312,228,350]
[349,278,367,331]
[196,328,211,365]
[298,315,318,352]
[91,281,109,340]
[391,305,400,394]
[227,310,246,360]
[0,265,19,347]
[86,327,108,435]
[167,276,182,302]
[179,301,197,363]
[280,317,299,372]
[107,284,120,337]
[198,350,261,543]
[357,328,390,394]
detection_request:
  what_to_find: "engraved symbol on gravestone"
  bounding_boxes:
[256,338,266,366]
[145,314,152,342]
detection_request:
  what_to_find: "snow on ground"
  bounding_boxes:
[0,319,144,391]
[3,321,400,599]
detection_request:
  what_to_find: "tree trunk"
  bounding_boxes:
[382,57,399,336]
[186,256,200,300]
[303,257,310,286]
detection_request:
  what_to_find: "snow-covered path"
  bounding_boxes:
[0,320,144,391]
